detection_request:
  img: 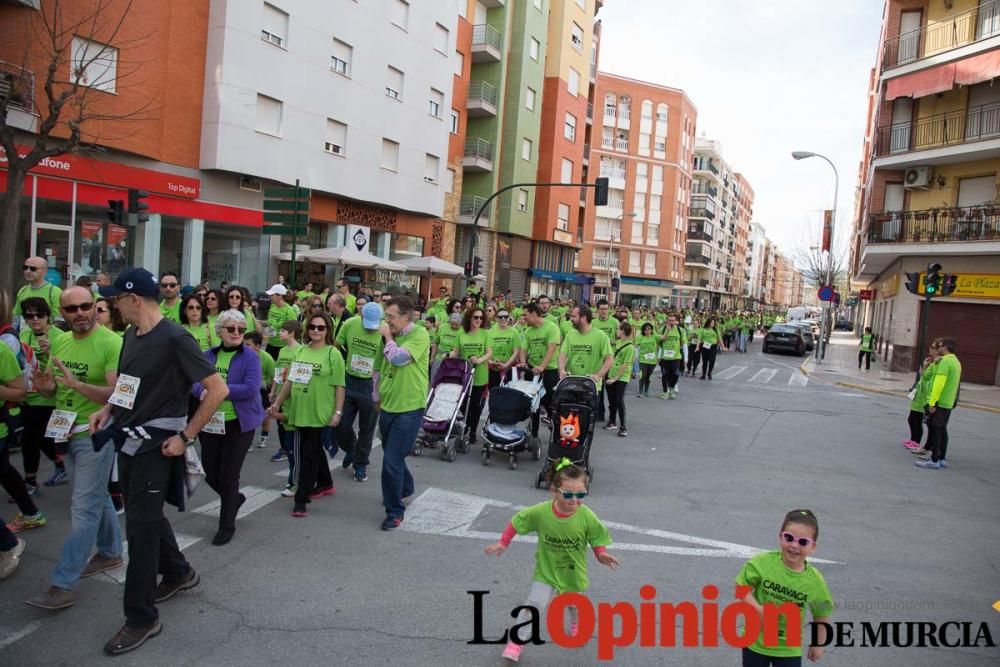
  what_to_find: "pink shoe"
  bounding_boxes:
[502,641,522,662]
[902,440,919,450]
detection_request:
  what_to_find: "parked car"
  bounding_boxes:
[763,324,806,356]
[787,322,815,351]
[835,319,853,331]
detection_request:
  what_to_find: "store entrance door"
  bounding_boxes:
[33,224,72,288]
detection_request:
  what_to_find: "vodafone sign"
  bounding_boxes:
[0,144,200,199]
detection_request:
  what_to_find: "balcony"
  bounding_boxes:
[479,0,504,7]
[582,143,590,165]
[579,186,587,205]
[615,137,629,152]
[617,107,631,130]
[603,106,616,126]
[585,102,594,124]
[685,252,711,268]
[598,164,626,189]
[471,24,503,63]
[691,181,718,198]
[466,81,498,117]
[0,61,34,114]
[693,159,719,175]
[689,206,715,220]
[687,228,713,242]
[874,102,1000,164]
[463,137,494,172]
[458,195,491,225]
[882,1,1000,71]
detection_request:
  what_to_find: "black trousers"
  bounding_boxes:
[526,368,560,437]
[742,646,800,667]
[686,344,700,373]
[700,345,718,377]
[659,359,682,391]
[0,436,38,517]
[292,426,333,505]
[118,447,192,629]
[199,422,252,532]
[466,385,486,438]
[926,407,952,462]
[19,404,59,479]
[596,385,607,420]
[638,363,656,394]
[907,409,924,443]
[858,350,872,369]
[0,521,16,551]
[606,381,627,428]
[335,374,378,467]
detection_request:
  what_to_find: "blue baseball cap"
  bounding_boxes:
[361,302,383,330]
[98,267,160,298]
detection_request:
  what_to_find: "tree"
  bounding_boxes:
[787,210,851,292]
[0,0,149,293]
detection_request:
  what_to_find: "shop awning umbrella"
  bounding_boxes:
[396,256,465,277]
[300,245,407,272]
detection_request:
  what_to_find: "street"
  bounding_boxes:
[1,336,998,666]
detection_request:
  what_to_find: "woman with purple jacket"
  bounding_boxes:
[192,309,264,545]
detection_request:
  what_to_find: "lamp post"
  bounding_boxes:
[792,150,838,365]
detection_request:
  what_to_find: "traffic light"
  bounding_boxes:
[464,261,473,278]
[941,273,958,296]
[107,199,125,226]
[472,257,482,276]
[594,177,609,206]
[127,188,149,224]
[924,262,943,296]
[904,271,921,295]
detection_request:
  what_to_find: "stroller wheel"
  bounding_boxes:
[509,455,518,470]
[481,449,491,466]
[445,446,457,463]
[535,470,545,489]
[412,440,423,457]
[458,438,470,454]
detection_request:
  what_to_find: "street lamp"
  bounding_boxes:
[791,150,839,364]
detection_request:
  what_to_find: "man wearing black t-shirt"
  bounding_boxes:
[92,268,228,656]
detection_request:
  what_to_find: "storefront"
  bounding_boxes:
[527,269,588,302]
[618,277,674,308]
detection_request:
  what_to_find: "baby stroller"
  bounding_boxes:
[412,358,473,462]
[534,375,598,488]
[481,368,545,470]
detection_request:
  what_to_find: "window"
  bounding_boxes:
[454,50,465,77]
[391,0,409,30]
[632,219,643,240]
[429,88,444,117]
[261,3,288,47]
[445,168,456,193]
[529,38,540,61]
[644,253,656,275]
[325,119,346,155]
[381,139,399,171]
[568,67,580,96]
[560,158,573,183]
[656,103,668,122]
[557,203,570,231]
[526,87,536,111]
[649,194,661,212]
[255,94,282,136]
[71,37,118,92]
[386,66,403,100]
[518,189,529,212]
[424,154,440,183]
[641,100,653,120]
[564,113,577,141]
[654,139,666,153]
[638,132,650,156]
[331,38,352,76]
[629,251,640,273]
[449,109,460,134]
[435,23,449,53]
[633,191,646,212]
[571,22,584,52]
[522,138,532,161]
[647,223,659,245]
[652,165,663,183]
[595,217,621,241]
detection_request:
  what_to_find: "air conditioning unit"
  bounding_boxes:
[904,166,931,189]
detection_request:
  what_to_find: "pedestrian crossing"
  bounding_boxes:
[709,365,809,386]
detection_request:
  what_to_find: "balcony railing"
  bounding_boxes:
[685,252,711,264]
[590,63,597,80]
[866,206,1000,243]
[615,138,628,152]
[693,159,719,175]
[471,24,503,50]
[875,102,1000,156]
[459,195,491,221]
[586,102,594,122]
[689,206,715,220]
[582,143,590,162]
[882,1,1000,70]
[687,229,713,242]
[691,182,718,198]
[467,81,498,108]
[598,165,626,180]
[0,61,35,114]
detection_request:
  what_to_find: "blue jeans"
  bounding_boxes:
[52,435,122,591]
[320,426,337,458]
[379,409,422,519]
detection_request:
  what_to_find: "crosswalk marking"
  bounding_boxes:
[714,366,746,380]
[748,369,777,384]
[787,373,809,387]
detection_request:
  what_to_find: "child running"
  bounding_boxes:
[485,459,620,663]
[736,509,834,667]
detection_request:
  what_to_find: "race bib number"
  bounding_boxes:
[349,354,374,376]
[643,352,656,361]
[44,409,77,440]
[108,373,141,410]
[202,412,227,435]
[289,362,314,384]
[663,349,676,359]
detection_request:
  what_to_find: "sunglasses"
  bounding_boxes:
[781,532,815,548]
[228,294,242,299]
[472,315,483,320]
[557,489,588,500]
[206,296,218,301]
[22,312,45,320]
[311,303,324,308]
[308,324,327,331]
[23,265,42,272]
[63,302,94,314]
[497,314,509,320]
[223,326,247,335]
[161,282,178,288]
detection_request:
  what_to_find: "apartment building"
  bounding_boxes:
[746,222,768,304]
[853,0,1000,383]
[578,72,697,307]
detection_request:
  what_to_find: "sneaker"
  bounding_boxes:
[103,621,162,656]
[618,428,628,437]
[280,484,297,498]
[24,482,39,497]
[699,375,706,380]
[381,515,402,531]
[81,553,125,578]
[917,450,931,460]
[341,451,354,469]
[501,641,523,662]
[939,459,948,468]
[912,448,929,456]
[915,459,940,469]
[636,392,643,398]
[668,389,677,400]
[354,466,368,483]
[270,450,288,463]
[7,511,46,534]
[153,569,199,603]
[0,538,26,580]
[602,422,617,430]
[42,467,67,487]
[292,505,308,517]
[901,440,919,450]
[659,392,669,399]
[256,434,269,448]
[308,485,336,499]
[25,585,76,610]
[707,373,713,380]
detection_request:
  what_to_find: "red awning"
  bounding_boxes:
[885,63,956,100]
[954,49,1000,86]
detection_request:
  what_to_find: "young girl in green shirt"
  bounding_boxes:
[636,322,659,397]
[604,322,635,437]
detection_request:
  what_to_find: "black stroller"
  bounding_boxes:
[481,370,544,470]
[534,375,598,488]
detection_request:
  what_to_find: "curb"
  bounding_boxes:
[799,358,811,376]
[834,381,1000,415]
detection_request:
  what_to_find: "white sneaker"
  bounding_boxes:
[280,484,296,497]
[0,538,26,580]
[256,434,269,448]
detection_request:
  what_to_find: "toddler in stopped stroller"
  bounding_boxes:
[412,358,474,463]
[480,368,545,470]
[534,375,598,488]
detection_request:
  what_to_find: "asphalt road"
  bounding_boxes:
[2,337,998,666]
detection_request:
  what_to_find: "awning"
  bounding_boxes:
[954,49,1000,86]
[885,63,955,100]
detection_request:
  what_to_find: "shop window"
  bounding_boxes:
[74,201,129,278]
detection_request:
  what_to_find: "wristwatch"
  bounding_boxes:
[179,431,196,446]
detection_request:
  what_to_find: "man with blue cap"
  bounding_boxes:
[334,302,385,482]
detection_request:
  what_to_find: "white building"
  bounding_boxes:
[747,221,766,303]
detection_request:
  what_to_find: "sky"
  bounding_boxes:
[596,0,884,260]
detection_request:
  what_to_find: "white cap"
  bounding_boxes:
[266,284,288,296]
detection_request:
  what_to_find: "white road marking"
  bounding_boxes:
[714,366,746,380]
[401,487,841,563]
[787,373,809,387]
[748,369,777,384]
[0,621,42,650]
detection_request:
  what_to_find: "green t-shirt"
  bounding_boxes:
[336,317,384,380]
[214,350,238,422]
[159,300,181,323]
[50,325,123,436]
[258,347,275,389]
[592,316,619,342]
[659,325,687,361]
[560,327,613,388]
[287,344,346,427]
[699,327,720,346]
[435,325,461,360]
[559,318,573,339]
[511,501,612,593]
[0,344,21,439]
[184,323,215,351]
[379,325,430,414]
[636,334,659,365]
[267,303,298,347]
[735,551,834,658]
[20,326,67,406]
[488,327,521,367]
[456,328,490,387]
[609,340,636,382]
[274,344,297,387]
[929,353,961,409]
[860,333,874,353]
[14,282,62,317]
[524,320,561,370]
[344,292,357,315]
[910,361,935,410]
[296,289,314,303]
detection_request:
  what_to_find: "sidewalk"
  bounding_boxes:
[800,331,1000,414]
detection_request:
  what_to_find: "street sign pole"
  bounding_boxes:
[291,179,299,288]
[262,181,310,288]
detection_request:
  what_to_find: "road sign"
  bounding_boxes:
[263,212,308,224]
[818,285,835,301]
[859,289,875,300]
[263,186,310,199]
[261,225,309,236]
[263,199,309,211]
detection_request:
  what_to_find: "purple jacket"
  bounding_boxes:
[192,344,265,434]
